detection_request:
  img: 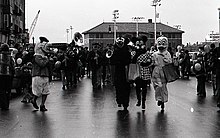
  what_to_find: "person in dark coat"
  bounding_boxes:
[193,51,206,97]
[65,44,79,88]
[110,37,131,110]
[87,43,103,89]
[0,43,15,110]
[213,44,220,109]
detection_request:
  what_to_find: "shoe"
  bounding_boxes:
[40,105,48,112]
[217,103,220,108]
[136,101,141,106]
[31,100,39,109]
[21,99,28,103]
[157,101,162,106]
[62,85,65,90]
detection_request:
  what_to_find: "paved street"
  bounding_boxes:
[0,77,220,138]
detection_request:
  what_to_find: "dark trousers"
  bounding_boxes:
[196,75,206,96]
[0,76,12,109]
[135,77,148,102]
[114,66,130,107]
[216,71,220,103]
[92,67,102,88]
[66,70,77,87]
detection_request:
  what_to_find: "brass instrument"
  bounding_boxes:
[74,32,83,44]
[106,49,114,58]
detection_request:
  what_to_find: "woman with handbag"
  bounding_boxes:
[151,36,172,112]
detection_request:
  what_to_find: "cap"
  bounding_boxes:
[39,36,49,43]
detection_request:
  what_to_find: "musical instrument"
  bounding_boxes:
[74,32,83,44]
[106,49,114,58]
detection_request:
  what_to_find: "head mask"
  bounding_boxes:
[116,37,125,48]
[156,36,168,51]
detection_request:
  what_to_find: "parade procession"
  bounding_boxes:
[1,0,220,138]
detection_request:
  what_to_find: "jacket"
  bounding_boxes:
[32,55,50,77]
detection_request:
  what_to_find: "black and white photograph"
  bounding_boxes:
[0,0,220,137]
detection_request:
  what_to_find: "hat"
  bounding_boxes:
[137,35,148,43]
[0,43,9,52]
[39,36,49,43]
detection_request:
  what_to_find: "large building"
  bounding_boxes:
[0,0,25,45]
[83,20,184,51]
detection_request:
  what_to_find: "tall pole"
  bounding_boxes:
[151,0,161,44]
[113,10,119,44]
[132,17,144,37]
[114,20,116,43]
[218,8,220,42]
[154,5,157,44]
[66,29,69,43]
[70,26,73,41]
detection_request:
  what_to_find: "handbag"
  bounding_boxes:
[162,63,179,83]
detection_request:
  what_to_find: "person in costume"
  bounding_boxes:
[110,37,131,110]
[136,42,153,109]
[31,36,53,111]
[151,36,172,112]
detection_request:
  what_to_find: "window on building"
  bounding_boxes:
[96,33,99,38]
[3,0,10,5]
[100,33,103,38]
[168,33,171,38]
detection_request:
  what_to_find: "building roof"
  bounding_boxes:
[82,22,184,34]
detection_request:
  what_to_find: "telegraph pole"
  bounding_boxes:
[132,17,145,37]
[66,29,69,43]
[218,8,220,42]
[151,0,161,44]
[113,10,119,44]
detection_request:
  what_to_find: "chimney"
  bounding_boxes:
[148,19,152,23]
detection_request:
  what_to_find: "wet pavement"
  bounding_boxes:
[1,77,220,138]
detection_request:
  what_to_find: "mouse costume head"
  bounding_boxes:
[156,36,168,52]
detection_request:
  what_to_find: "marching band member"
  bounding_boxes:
[87,43,103,89]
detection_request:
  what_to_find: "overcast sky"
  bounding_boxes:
[26,0,220,45]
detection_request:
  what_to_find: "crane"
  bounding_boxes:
[28,10,40,42]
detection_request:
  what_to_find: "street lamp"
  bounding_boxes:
[132,17,145,37]
[66,29,69,43]
[151,0,161,44]
[70,26,73,41]
[113,10,119,44]
[218,8,220,42]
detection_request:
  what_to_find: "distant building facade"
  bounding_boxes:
[0,0,25,45]
[82,20,184,51]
